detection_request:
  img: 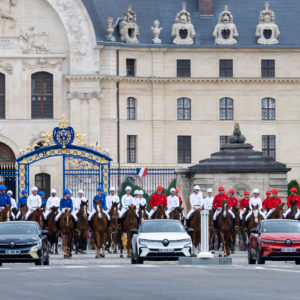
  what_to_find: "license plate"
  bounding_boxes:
[5,250,21,255]
[157,249,174,253]
[280,248,297,253]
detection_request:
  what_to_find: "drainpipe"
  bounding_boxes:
[116,49,120,188]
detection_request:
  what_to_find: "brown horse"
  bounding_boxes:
[28,208,44,229]
[189,208,202,255]
[46,207,59,255]
[17,204,28,221]
[285,201,298,219]
[217,201,233,257]
[247,205,264,237]
[59,209,74,258]
[123,205,138,258]
[151,204,167,219]
[169,207,184,222]
[0,205,11,222]
[76,201,89,254]
[267,204,284,219]
[138,205,149,224]
[91,201,108,258]
[239,206,250,251]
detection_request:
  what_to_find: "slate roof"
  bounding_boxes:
[82,0,300,48]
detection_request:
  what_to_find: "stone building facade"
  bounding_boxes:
[0,0,299,195]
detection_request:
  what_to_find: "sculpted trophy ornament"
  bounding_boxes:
[172,2,195,45]
[256,1,280,45]
[0,0,17,34]
[119,4,139,44]
[213,5,239,45]
[106,17,115,41]
[151,20,162,44]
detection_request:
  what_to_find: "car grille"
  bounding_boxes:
[0,243,37,249]
[146,252,185,258]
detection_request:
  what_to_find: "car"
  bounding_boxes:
[248,219,300,265]
[131,219,192,264]
[0,221,50,266]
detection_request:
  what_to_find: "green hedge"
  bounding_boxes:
[288,180,300,196]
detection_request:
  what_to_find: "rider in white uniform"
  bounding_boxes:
[25,187,42,220]
[245,189,266,221]
[167,188,180,215]
[44,189,60,220]
[75,190,88,213]
[7,190,17,217]
[106,187,120,211]
[204,188,214,210]
[120,186,136,218]
[186,185,204,219]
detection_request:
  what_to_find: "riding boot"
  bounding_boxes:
[232,218,238,231]
[186,219,190,228]
[55,220,59,232]
[213,220,219,233]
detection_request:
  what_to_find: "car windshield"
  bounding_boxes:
[140,221,185,233]
[0,223,38,235]
[262,221,300,233]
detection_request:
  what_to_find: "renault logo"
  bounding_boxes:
[162,239,169,247]
[285,239,292,247]
[9,242,15,248]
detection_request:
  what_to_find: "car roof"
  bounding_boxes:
[141,219,181,223]
[261,219,299,223]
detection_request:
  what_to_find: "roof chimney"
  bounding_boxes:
[199,0,213,16]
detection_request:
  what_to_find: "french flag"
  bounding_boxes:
[137,168,148,178]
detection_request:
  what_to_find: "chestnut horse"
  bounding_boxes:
[46,207,59,255]
[138,205,149,224]
[17,204,28,221]
[151,204,167,219]
[169,207,184,222]
[123,205,138,258]
[28,208,44,229]
[247,205,264,237]
[189,208,202,255]
[267,204,284,219]
[59,209,74,258]
[285,201,298,219]
[0,205,11,222]
[76,201,89,254]
[91,201,108,258]
[230,205,240,253]
[217,200,233,257]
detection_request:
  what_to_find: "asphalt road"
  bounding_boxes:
[1,252,300,300]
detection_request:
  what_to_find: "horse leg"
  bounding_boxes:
[95,231,100,259]
[219,232,225,257]
[101,232,106,258]
[127,233,132,258]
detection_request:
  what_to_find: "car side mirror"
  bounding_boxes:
[130,228,138,235]
[41,230,49,236]
[187,228,194,234]
[251,228,258,234]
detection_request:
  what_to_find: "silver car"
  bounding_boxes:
[131,219,192,264]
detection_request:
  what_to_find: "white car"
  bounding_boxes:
[131,219,192,264]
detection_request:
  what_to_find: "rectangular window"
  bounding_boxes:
[126,59,136,77]
[177,60,191,77]
[262,135,276,159]
[127,97,136,120]
[178,136,191,163]
[220,136,230,149]
[127,135,137,163]
[261,60,275,77]
[177,98,191,120]
[219,59,233,77]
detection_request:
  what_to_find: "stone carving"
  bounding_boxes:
[106,17,116,41]
[0,0,17,34]
[119,5,139,44]
[213,5,238,45]
[22,59,63,71]
[233,183,251,198]
[172,2,195,45]
[229,123,246,144]
[151,20,162,44]
[256,1,280,45]
[0,62,13,74]
[18,27,49,54]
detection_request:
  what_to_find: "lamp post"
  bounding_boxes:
[197,209,213,258]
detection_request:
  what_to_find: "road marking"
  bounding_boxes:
[63,266,88,269]
[261,268,300,273]
[0,268,11,270]
[28,267,53,270]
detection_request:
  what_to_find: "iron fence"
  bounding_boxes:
[0,168,17,197]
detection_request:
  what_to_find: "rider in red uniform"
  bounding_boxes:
[284,188,300,218]
[149,186,168,218]
[228,189,238,209]
[266,188,282,218]
[263,190,272,211]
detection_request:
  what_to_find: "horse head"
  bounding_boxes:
[156,204,166,219]
[80,201,88,217]
[276,204,284,219]
[94,201,103,218]
[291,201,298,217]
[221,200,229,218]
[251,205,259,223]
[3,205,11,222]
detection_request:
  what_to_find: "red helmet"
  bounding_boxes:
[228,189,235,194]
[218,186,225,191]
[244,191,250,196]
[290,187,297,193]
[157,186,163,191]
[272,188,278,194]
[175,188,180,193]
[266,190,271,195]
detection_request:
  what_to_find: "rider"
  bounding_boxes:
[44,189,60,220]
[167,188,180,216]
[88,187,110,222]
[75,190,88,213]
[149,186,168,219]
[263,190,272,211]
[228,189,238,209]
[204,188,214,210]
[175,188,182,205]
[0,185,11,216]
[186,185,204,227]
[55,189,78,231]
[25,187,42,220]
[39,191,47,209]
[239,191,250,221]
[106,187,120,211]
[284,188,300,218]
[266,188,282,218]
[245,189,266,223]
[7,190,17,216]
[119,186,135,219]
[16,189,29,219]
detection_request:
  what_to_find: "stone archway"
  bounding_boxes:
[0,142,16,165]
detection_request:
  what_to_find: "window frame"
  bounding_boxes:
[177,97,191,120]
[127,135,137,163]
[126,59,136,77]
[262,98,276,120]
[127,97,136,120]
[219,97,234,120]
[177,136,191,164]
[219,59,233,77]
[177,59,191,77]
[261,60,275,78]
[262,135,276,159]
[0,73,5,119]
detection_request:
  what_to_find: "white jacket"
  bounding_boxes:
[121,194,134,208]
[134,197,147,210]
[46,196,60,210]
[190,192,204,209]
[10,198,17,209]
[106,195,120,210]
[204,196,214,210]
[75,196,88,211]
[27,195,42,210]
[249,197,262,210]
[167,195,180,209]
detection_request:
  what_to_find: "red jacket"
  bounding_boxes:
[287,195,300,209]
[263,198,271,210]
[178,195,182,204]
[150,193,167,209]
[213,194,229,209]
[239,198,249,209]
[229,197,238,209]
[269,197,282,209]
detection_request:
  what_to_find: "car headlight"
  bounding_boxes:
[139,239,153,246]
[31,241,42,250]
[181,238,192,243]
[260,239,283,243]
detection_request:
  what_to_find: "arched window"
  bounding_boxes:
[35,173,51,199]
[220,97,233,120]
[32,72,53,119]
[0,73,5,119]
[127,97,136,120]
[177,98,191,120]
[262,98,275,120]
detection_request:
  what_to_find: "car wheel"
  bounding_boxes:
[248,246,256,264]
[256,246,265,265]
[35,254,44,266]
[295,260,300,265]
[0,262,2,267]
[44,253,50,266]
[136,253,144,264]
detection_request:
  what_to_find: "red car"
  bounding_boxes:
[248,219,300,265]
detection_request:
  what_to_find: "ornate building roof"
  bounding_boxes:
[82,0,300,48]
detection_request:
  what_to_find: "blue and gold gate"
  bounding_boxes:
[16,116,112,208]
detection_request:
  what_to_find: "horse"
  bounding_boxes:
[247,205,264,237]
[138,205,149,224]
[217,200,233,257]
[239,206,250,251]
[107,202,123,256]
[285,201,298,219]
[189,208,202,255]
[17,204,28,221]
[75,201,89,254]
[122,204,138,258]
[0,205,12,222]
[230,205,240,253]
[59,209,74,258]
[28,208,44,229]
[46,207,59,255]
[91,201,108,259]
[267,204,284,219]
[169,207,184,222]
[151,204,167,219]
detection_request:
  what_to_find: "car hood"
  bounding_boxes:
[261,233,300,240]
[138,232,190,240]
[0,234,40,243]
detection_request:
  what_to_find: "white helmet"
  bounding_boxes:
[194,185,201,191]
[170,188,176,193]
[7,190,13,196]
[138,190,144,195]
[110,187,116,192]
[134,190,138,195]
[31,186,38,192]
[253,189,260,194]
[125,186,132,191]
[207,188,213,193]
[78,190,84,195]
[51,188,57,194]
